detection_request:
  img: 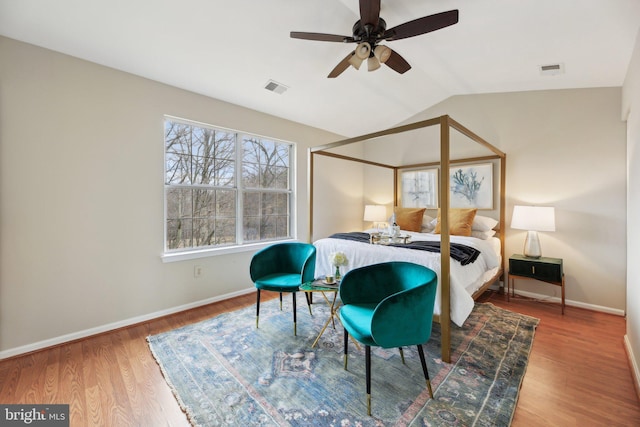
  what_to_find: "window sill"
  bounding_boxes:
[161,239,298,263]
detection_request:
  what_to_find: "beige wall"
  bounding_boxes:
[0,37,343,356]
[310,145,366,241]
[623,27,640,396]
[364,88,627,313]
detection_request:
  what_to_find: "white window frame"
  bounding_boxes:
[162,116,297,262]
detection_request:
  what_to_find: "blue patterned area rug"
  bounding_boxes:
[148,296,538,426]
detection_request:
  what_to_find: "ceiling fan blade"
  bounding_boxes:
[328,52,354,78]
[359,0,381,27]
[290,31,355,43]
[384,49,411,74]
[383,9,459,41]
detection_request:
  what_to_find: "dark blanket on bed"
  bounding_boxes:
[328,232,481,266]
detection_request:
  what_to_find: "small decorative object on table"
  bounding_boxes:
[329,251,348,281]
[388,213,401,238]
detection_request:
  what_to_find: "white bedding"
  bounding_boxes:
[313,229,501,327]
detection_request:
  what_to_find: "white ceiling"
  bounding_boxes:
[1,0,639,137]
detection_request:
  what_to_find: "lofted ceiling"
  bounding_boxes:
[1,0,639,137]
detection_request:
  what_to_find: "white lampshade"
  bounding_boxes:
[511,206,556,231]
[364,205,386,222]
[511,205,555,258]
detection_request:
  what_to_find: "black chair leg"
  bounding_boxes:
[256,289,261,329]
[417,345,434,398]
[279,292,283,310]
[343,329,349,370]
[398,347,405,364]
[366,345,372,416]
[292,292,297,336]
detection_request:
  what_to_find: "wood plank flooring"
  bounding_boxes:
[1,291,639,426]
[478,291,640,426]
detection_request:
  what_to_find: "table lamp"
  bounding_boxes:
[511,205,556,258]
[363,205,386,232]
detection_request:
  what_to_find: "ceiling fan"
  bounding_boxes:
[290,0,458,78]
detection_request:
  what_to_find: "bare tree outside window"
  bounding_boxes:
[164,118,292,252]
[242,136,291,242]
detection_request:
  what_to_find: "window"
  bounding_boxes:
[164,117,293,254]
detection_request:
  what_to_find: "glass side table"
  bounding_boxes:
[300,279,360,349]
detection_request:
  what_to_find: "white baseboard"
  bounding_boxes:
[624,335,640,400]
[2,285,627,360]
[0,287,255,360]
[510,288,626,316]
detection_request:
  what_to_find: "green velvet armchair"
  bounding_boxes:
[338,261,438,416]
[250,242,316,336]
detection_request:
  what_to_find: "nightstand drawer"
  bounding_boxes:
[509,255,563,283]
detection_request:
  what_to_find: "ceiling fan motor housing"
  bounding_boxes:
[352,17,387,50]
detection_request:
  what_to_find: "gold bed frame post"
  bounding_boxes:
[440,116,452,363]
[500,156,506,273]
[308,149,314,243]
[393,167,399,208]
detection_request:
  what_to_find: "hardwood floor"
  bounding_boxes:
[478,291,640,426]
[1,291,639,426]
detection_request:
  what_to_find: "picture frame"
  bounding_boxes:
[449,163,493,209]
[401,168,439,208]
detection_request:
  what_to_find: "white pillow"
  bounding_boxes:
[471,229,496,240]
[472,215,499,231]
[421,215,435,232]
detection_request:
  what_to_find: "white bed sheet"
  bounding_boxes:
[313,230,501,327]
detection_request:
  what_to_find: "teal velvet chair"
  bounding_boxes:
[339,261,438,416]
[250,242,316,336]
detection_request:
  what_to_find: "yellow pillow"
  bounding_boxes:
[394,207,426,232]
[434,208,478,236]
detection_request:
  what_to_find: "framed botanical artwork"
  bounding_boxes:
[401,168,438,208]
[449,163,493,209]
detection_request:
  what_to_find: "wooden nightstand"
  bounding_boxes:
[508,254,565,314]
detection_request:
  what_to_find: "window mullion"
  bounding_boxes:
[288,144,295,239]
[236,132,244,245]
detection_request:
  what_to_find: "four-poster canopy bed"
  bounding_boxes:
[307,115,506,363]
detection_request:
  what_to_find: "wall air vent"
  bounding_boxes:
[264,80,288,94]
[539,63,564,76]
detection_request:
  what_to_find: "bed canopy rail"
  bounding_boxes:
[308,115,506,362]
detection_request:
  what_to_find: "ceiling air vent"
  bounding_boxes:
[264,80,288,94]
[539,63,564,76]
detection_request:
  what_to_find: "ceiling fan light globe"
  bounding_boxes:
[354,42,371,60]
[368,56,381,71]
[374,45,391,63]
[348,54,364,70]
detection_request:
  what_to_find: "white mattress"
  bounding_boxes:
[313,230,501,327]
